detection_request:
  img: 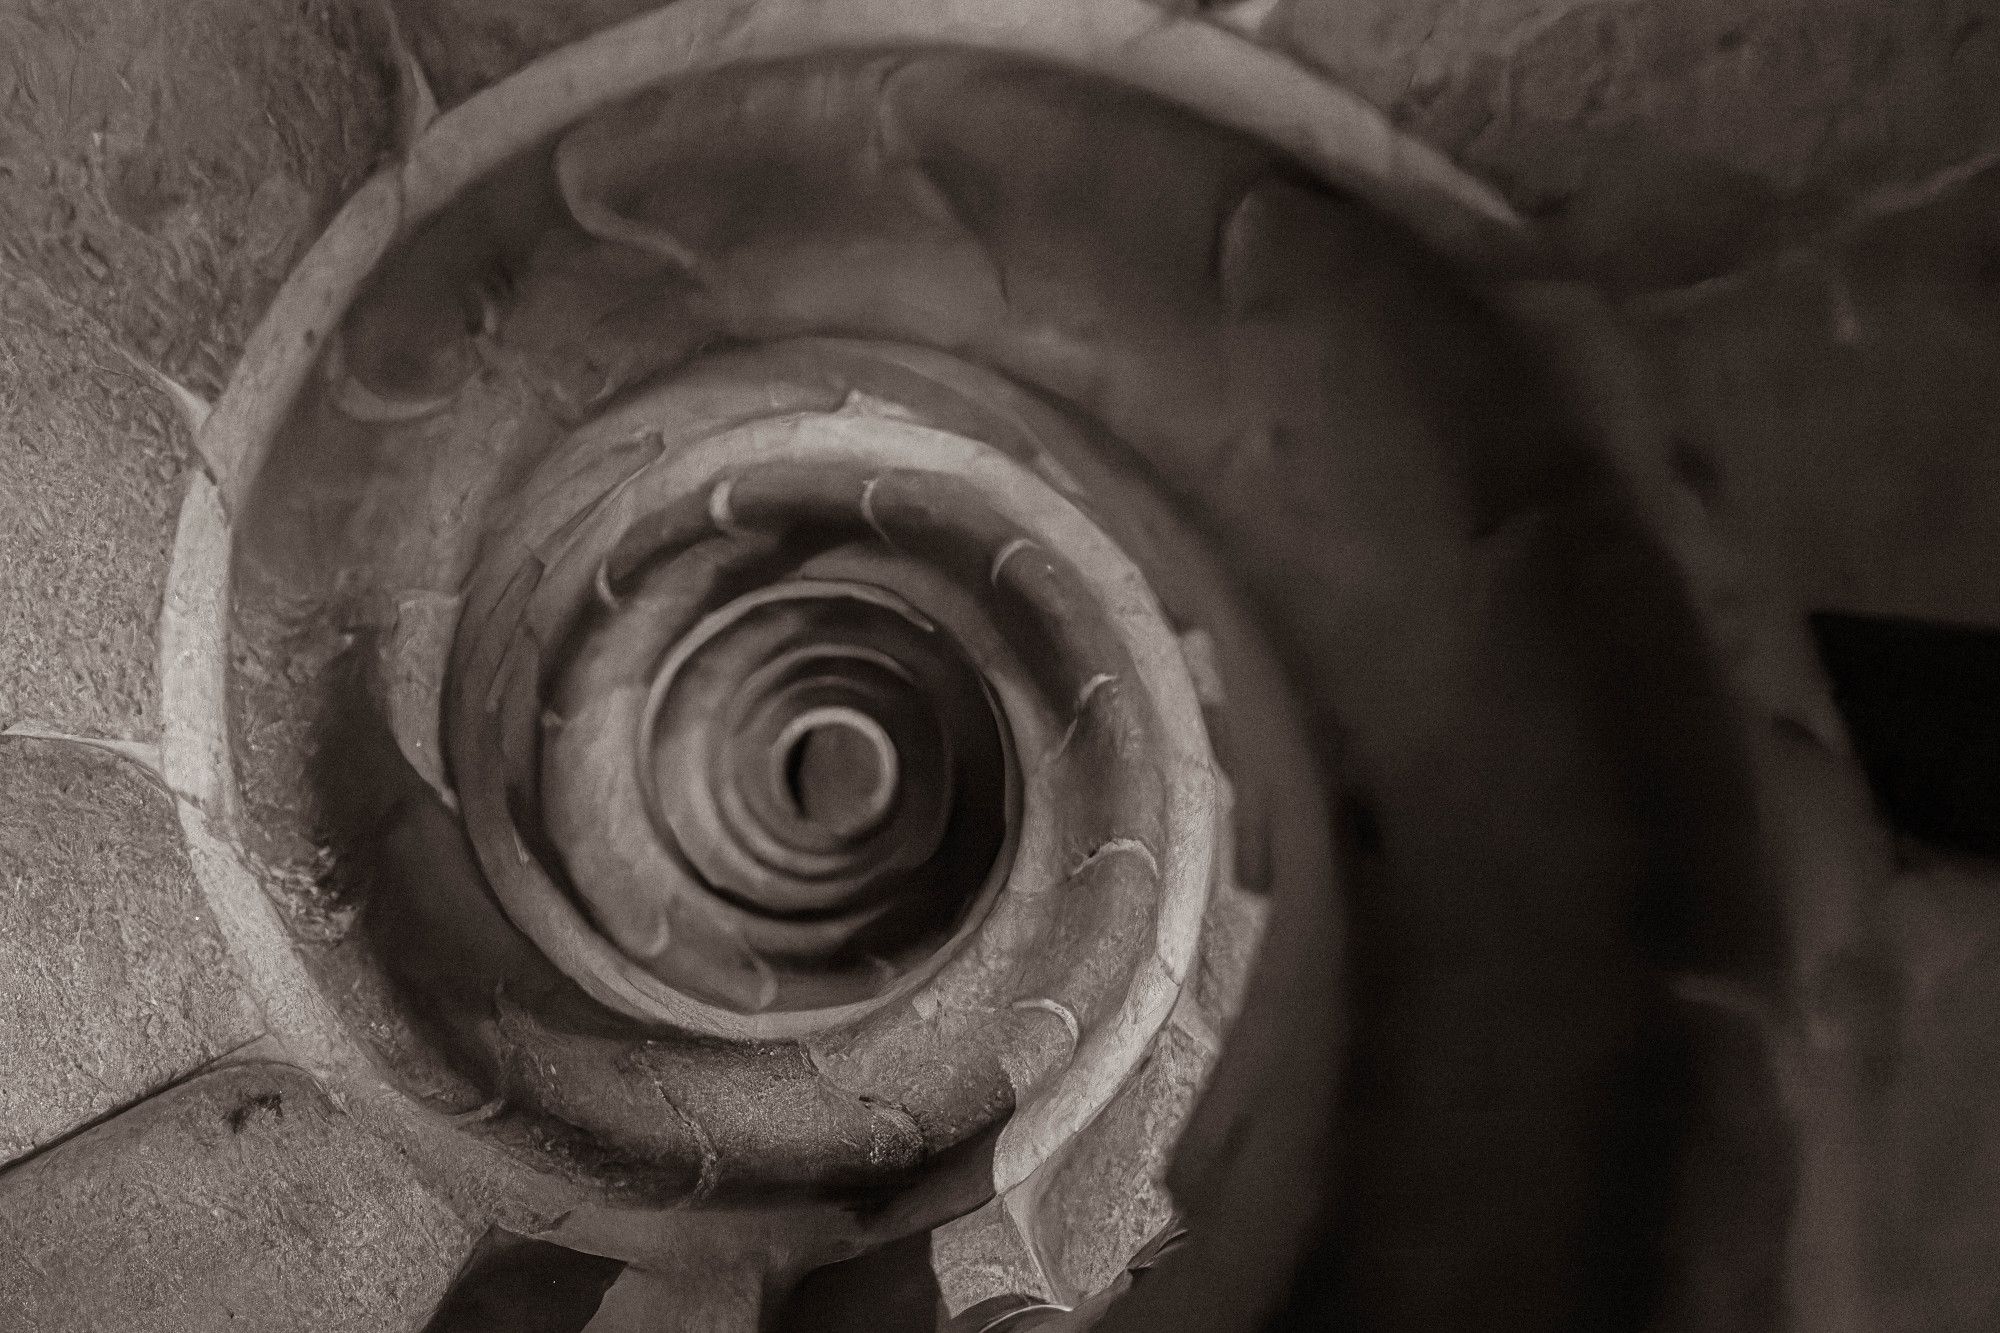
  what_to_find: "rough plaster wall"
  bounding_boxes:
[0,0,388,740]
[1,0,386,1131]
[0,739,259,1164]
[0,1063,476,1333]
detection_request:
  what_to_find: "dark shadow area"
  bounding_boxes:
[422,1227,626,1333]
[1813,611,2000,857]
[769,1231,942,1333]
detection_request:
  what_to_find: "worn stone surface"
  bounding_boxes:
[0,738,260,1164]
[0,278,184,740]
[928,856,1266,1311]
[0,1060,477,1332]
[1030,1022,1212,1301]
[931,1195,1056,1317]
[0,0,387,739]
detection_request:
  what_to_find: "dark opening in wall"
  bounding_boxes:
[1811,611,2000,857]
[422,1229,626,1333]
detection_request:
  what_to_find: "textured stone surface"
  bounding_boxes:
[0,738,259,1163]
[0,0,387,739]
[932,1196,1055,1316]
[1031,1022,1212,1300]
[0,278,185,740]
[1018,881,1267,1300]
[0,1061,477,1332]
[928,867,1267,1311]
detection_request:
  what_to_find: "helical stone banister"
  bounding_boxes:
[149,0,1873,1327]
